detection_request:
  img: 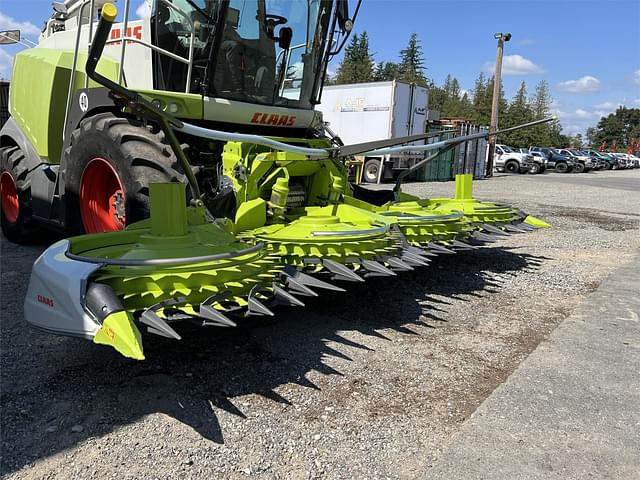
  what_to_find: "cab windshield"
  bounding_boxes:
[152,0,331,109]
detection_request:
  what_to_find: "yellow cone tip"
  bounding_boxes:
[101,3,118,22]
[524,215,551,229]
[93,310,145,360]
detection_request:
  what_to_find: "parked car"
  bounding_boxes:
[515,148,547,173]
[555,148,594,173]
[494,144,533,173]
[573,150,608,170]
[611,153,640,169]
[579,150,619,170]
[529,147,575,173]
[610,153,629,169]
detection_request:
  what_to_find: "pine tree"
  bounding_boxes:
[373,61,400,81]
[529,80,553,145]
[502,81,535,146]
[397,33,427,85]
[531,80,552,118]
[470,72,487,123]
[335,32,374,84]
[470,75,505,126]
[427,80,447,112]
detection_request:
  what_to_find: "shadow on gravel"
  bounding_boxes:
[0,245,544,475]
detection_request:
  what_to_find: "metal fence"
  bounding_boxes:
[0,81,9,128]
[453,123,489,179]
[415,122,489,181]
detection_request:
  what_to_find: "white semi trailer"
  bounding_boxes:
[318,80,428,183]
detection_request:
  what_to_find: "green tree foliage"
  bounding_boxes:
[500,82,535,147]
[373,61,400,81]
[336,32,427,85]
[527,80,554,146]
[587,107,640,148]
[430,74,574,147]
[465,74,506,126]
[335,32,374,84]
[397,33,427,85]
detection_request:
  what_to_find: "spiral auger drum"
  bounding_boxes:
[422,173,551,242]
[24,184,303,360]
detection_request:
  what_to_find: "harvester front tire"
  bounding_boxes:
[0,146,37,243]
[64,113,185,234]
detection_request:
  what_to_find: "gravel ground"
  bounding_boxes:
[1,169,639,479]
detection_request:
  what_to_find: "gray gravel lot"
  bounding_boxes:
[1,169,639,479]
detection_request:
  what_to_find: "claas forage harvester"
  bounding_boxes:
[0,0,550,360]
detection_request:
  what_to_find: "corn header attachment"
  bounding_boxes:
[20,2,552,360]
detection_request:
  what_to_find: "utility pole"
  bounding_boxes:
[486,32,511,177]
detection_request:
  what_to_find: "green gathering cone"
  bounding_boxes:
[93,310,145,360]
[523,215,551,228]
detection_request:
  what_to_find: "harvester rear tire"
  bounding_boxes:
[0,146,38,243]
[63,113,186,234]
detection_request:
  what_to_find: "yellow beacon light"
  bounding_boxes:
[101,3,118,22]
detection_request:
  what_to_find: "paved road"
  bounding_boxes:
[528,170,639,192]
[424,255,640,480]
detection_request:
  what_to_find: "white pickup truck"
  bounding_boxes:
[494,145,534,174]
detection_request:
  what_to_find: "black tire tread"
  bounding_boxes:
[63,112,187,233]
[0,146,38,242]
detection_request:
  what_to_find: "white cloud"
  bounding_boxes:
[633,98,640,106]
[563,124,585,136]
[0,49,13,79]
[595,101,621,110]
[483,54,544,75]
[516,38,535,46]
[633,69,640,85]
[557,75,601,93]
[0,11,40,36]
[573,109,593,119]
[136,1,152,19]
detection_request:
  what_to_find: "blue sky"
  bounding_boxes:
[1,0,639,135]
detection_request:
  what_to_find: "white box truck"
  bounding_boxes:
[318,80,428,183]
